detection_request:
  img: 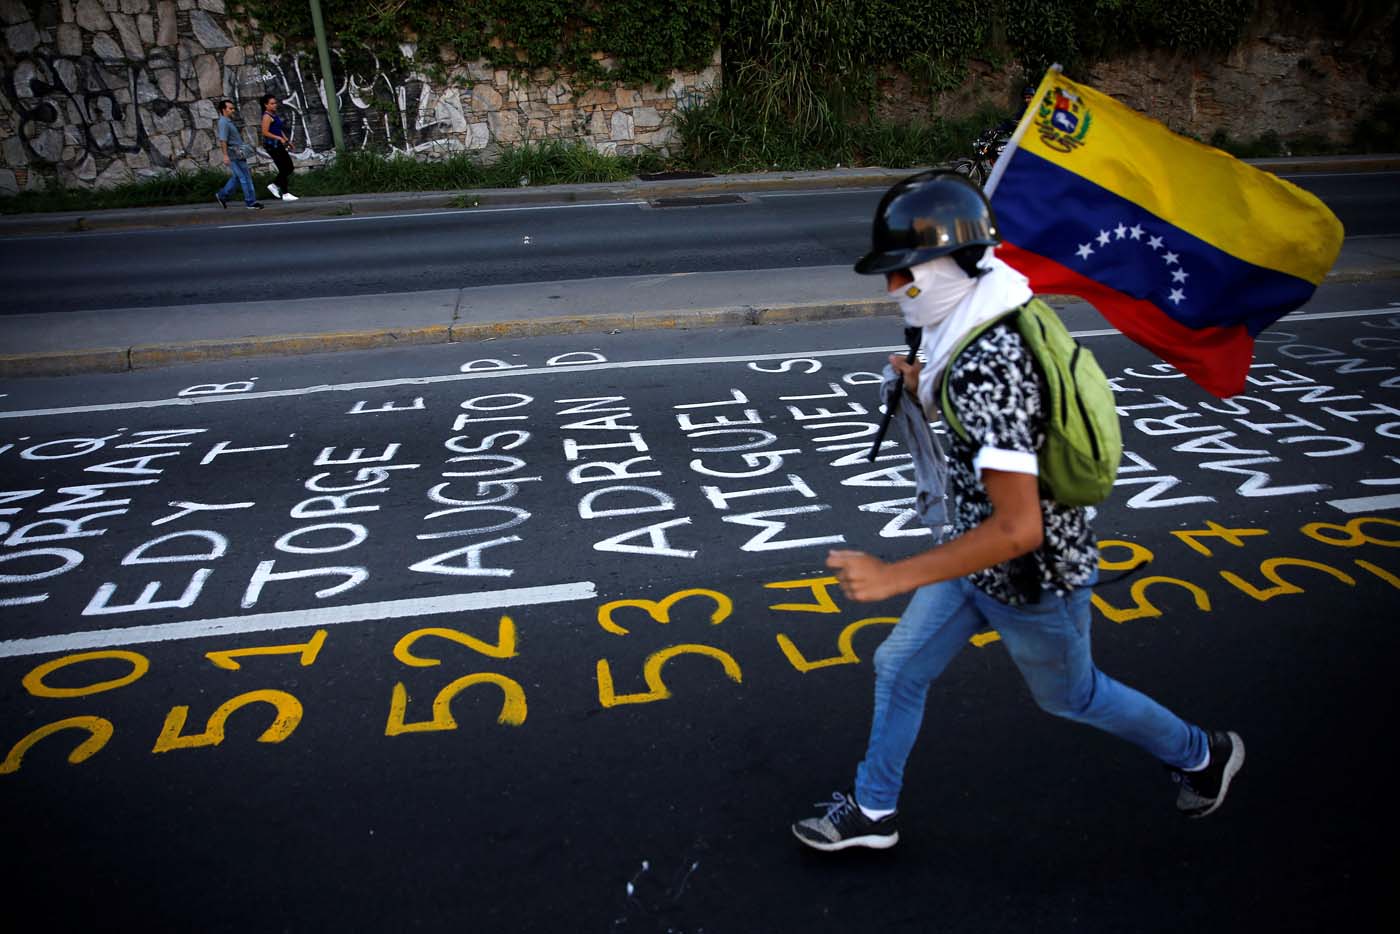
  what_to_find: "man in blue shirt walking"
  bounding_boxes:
[215,99,263,210]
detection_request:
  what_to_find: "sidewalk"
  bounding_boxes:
[0,166,922,237]
[3,156,1399,378]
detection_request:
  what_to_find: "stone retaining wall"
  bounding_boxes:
[2,1,1394,194]
[0,0,720,192]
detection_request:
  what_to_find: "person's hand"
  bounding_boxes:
[222,153,229,165]
[889,352,923,396]
[827,549,903,602]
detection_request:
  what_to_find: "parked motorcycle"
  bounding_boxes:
[950,126,1011,187]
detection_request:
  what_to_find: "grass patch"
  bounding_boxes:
[0,167,235,214]
[0,141,671,215]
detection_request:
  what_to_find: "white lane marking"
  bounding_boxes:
[0,581,598,658]
[1326,493,1400,514]
[1278,307,1400,321]
[0,345,899,419]
[2,306,1397,421]
[0,200,649,243]
[215,200,647,230]
[1277,171,1400,179]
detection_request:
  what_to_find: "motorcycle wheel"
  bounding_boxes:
[951,159,986,187]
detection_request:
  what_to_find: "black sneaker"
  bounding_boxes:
[792,790,899,852]
[246,202,264,210]
[215,193,228,209]
[1170,730,1245,818]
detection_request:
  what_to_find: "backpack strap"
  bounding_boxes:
[937,306,1024,441]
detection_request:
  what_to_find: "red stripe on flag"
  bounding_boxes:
[997,241,1253,397]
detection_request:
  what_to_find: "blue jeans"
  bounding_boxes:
[854,575,1208,811]
[219,158,255,205]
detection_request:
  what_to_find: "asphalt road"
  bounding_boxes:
[1,282,1397,932]
[3,171,1398,316]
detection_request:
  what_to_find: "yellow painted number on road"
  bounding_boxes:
[22,650,149,698]
[2,717,114,774]
[1098,540,1153,570]
[764,576,842,613]
[597,588,733,636]
[1302,517,1400,548]
[1356,559,1400,589]
[596,644,742,707]
[152,689,303,752]
[1171,521,1268,557]
[1092,577,1212,623]
[776,616,897,673]
[393,619,517,667]
[1220,558,1355,602]
[385,673,527,733]
[205,629,327,670]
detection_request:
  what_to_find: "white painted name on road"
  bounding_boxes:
[3,307,1397,422]
[0,581,597,658]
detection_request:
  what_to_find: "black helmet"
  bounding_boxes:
[853,170,1000,276]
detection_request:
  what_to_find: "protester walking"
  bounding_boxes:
[259,94,299,202]
[214,99,262,210]
[791,171,1244,853]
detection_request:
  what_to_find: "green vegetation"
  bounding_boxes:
[670,86,1005,173]
[0,167,235,215]
[2,3,1391,215]
[232,0,722,87]
[0,142,668,215]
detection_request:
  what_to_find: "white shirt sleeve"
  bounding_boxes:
[973,446,1038,479]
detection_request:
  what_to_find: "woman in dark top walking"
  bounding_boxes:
[259,94,298,201]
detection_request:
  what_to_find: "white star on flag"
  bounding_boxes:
[1096,230,1111,246]
[1168,289,1186,304]
[1148,236,1164,250]
[1171,269,1189,282]
[1076,243,1095,260]
[1129,225,1144,239]
[1162,251,1180,265]
[1114,223,1128,239]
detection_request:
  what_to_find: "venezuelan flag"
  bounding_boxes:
[986,68,1344,398]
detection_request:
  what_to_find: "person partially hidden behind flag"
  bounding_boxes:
[791,171,1244,853]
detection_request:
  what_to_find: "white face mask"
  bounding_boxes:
[891,256,977,328]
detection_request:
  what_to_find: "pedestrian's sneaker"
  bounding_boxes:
[281,191,299,201]
[246,201,264,210]
[792,790,899,852]
[1170,730,1245,818]
[267,183,281,199]
[215,193,228,209]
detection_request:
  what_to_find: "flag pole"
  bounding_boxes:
[983,63,1061,198]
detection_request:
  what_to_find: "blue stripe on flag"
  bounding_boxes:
[992,149,1317,335]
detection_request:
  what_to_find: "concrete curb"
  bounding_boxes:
[0,299,902,378]
[5,263,1396,379]
[127,324,453,370]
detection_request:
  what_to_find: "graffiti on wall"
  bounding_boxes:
[2,50,183,174]
[240,50,485,158]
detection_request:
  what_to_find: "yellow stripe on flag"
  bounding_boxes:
[1016,70,1343,285]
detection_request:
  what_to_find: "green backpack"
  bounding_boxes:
[938,298,1122,506]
